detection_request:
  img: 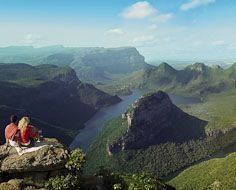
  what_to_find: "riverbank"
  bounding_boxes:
[70,90,201,150]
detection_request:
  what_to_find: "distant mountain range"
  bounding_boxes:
[2,46,236,97]
[0,63,121,145]
[0,46,151,83]
[125,62,236,96]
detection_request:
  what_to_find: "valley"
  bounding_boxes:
[0,46,236,190]
[84,89,236,179]
[70,90,200,150]
[0,63,121,145]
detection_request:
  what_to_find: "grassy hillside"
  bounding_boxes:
[181,89,236,131]
[84,117,128,173]
[169,152,236,190]
[85,115,236,177]
[0,63,73,87]
[0,63,121,145]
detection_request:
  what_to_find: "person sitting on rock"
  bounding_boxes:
[18,116,39,147]
[5,115,21,148]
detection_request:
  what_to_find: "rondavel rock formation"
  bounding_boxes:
[108,91,208,154]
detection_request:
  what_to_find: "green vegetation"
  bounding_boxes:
[0,46,148,85]
[0,63,74,87]
[169,152,236,190]
[124,173,173,190]
[0,63,120,145]
[46,149,174,190]
[46,149,85,190]
[117,62,236,98]
[181,89,236,131]
[85,89,236,178]
[85,115,236,176]
[84,117,129,173]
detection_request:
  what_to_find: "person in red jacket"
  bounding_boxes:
[18,116,38,147]
[5,115,21,147]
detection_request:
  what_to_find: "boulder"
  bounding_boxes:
[0,179,23,190]
[0,138,69,173]
[0,138,69,189]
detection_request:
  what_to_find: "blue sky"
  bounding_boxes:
[0,0,236,61]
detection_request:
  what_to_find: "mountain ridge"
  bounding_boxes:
[0,63,121,145]
[0,46,151,83]
[127,62,236,96]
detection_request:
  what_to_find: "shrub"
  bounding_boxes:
[46,149,85,190]
[96,166,127,190]
[65,149,86,171]
[127,173,167,190]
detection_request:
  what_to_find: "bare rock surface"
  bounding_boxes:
[0,138,69,173]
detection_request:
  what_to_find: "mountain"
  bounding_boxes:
[108,91,206,153]
[0,139,175,190]
[131,62,234,96]
[141,62,179,89]
[83,91,236,177]
[169,152,236,189]
[0,63,121,145]
[0,46,151,83]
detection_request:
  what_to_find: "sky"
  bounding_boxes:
[0,0,236,61]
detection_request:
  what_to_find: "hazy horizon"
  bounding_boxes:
[1,0,236,61]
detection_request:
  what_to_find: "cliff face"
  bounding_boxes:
[0,64,121,145]
[0,46,150,82]
[109,91,207,153]
[69,47,150,82]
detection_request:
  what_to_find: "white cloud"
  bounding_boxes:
[105,28,125,35]
[211,40,228,46]
[150,13,173,23]
[180,0,216,11]
[122,1,157,19]
[23,33,46,45]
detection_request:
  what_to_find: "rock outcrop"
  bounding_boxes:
[108,91,207,154]
[0,138,69,189]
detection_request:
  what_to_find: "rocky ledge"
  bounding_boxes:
[0,138,69,189]
[108,91,207,154]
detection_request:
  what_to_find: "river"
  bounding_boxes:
[70,90,200,150]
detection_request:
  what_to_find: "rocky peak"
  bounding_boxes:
[109,91,207,154]
[125,91,172,128]
[52,66,80,85]
[187,62,207,73]
[157,62,176,73]
[212,65,223,70]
